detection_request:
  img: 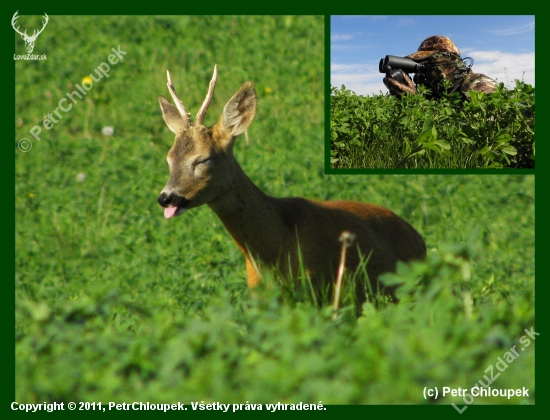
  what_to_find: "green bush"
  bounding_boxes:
[16,241,534,404]
[330,81,535,169]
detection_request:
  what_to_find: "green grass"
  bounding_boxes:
[15,16,534,405]
[330,82,535,169]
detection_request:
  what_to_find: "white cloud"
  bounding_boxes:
[485,22,534,36]
[330,63,369,73]
[397,18,417,27]
[330,63,388,96]
[330,43,374,52]
[331,33,353,42]
[461,49,534,86]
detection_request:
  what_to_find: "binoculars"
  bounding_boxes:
[379,55,425,84]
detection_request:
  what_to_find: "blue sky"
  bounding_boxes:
[331,15,535,96]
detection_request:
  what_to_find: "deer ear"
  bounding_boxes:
[217,82,257,138]
[159,96,188,134]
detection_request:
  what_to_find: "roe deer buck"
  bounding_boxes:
[157,65,426,303]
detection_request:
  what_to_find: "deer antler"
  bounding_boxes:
[11,11,27,38]
[12,12,49,40]
[31,13,49,39]
[166,70,190,126]
[196,65,218,125]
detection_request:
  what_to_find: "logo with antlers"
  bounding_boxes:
[12,11,49,54]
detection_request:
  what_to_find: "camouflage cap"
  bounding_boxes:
[406,36,461,60]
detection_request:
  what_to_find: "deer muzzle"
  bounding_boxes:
[157,192,191,219]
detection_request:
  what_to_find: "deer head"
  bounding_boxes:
[12,11,49,54]
[157,65,257,218]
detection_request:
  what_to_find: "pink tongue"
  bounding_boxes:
[164,206,178,219]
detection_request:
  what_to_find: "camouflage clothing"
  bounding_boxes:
[406,35,461,60]
[461,70,499,98]
[384,70,417,96]
[384,35,498,100]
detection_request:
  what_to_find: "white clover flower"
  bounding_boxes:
[102,126,114,136]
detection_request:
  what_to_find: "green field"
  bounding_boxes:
[15,16,534,406]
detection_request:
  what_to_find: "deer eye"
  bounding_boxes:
[193,157,213,172]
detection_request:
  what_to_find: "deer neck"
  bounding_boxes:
[207,164,287,264]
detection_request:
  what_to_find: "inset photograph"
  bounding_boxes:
[330,16,535,169]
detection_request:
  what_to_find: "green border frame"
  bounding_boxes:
[9,4,541,417]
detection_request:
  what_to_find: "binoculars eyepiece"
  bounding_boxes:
[379,55,425,83]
